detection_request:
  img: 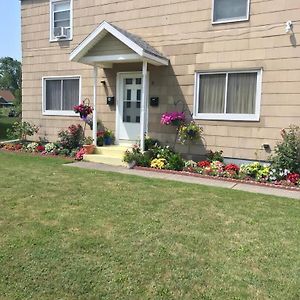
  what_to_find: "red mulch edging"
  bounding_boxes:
[134,166,300,192]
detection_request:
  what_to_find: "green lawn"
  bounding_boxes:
[0,152,299,299]
[0,116,19,141]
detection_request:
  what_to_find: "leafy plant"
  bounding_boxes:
[207,150,224,162]
[58,124,84,151]
[166,153,185,171]
[270,125,300,174]
[178,122,202,144]
[84,136,93,145]
[123,145,141,164]
[240,162,270,181]
[7,121,39,141]
[144,136,160,151]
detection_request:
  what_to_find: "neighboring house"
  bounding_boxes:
[21,0,300,161]
[0,90,15,108]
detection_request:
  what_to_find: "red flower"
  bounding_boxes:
[97,131,105,137]
[287,173,300,184]
[36,145,45,152]
[197,160,211,168]
[225,163,240,173]
[74,103,93,118]
[14,144,23,151]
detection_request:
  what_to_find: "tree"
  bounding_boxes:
[0,57,22,109]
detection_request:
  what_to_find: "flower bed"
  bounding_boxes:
[134,166,300,191]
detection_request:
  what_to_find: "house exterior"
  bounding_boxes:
[0,90,15,108]
[21,0,300,161]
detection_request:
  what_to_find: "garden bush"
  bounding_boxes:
[270,125,300,174]
[7,121,39,141]
[58,124,84,151]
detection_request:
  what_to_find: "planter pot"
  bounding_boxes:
[104,137,113,145]
[83,144,95,154]
[127,161,136,169]
[97,138,104,147]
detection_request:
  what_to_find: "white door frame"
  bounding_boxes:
[115,71,149,144]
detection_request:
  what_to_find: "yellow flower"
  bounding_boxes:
[151,158,166,169]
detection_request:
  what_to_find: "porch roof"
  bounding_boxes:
[70,21,169,67]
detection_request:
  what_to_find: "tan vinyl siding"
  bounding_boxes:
[86,33,135,56]
[21,0,300,160]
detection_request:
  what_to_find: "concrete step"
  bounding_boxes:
[83,154,126,166]
[94,145,130,157]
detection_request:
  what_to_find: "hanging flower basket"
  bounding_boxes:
[74,100,93,119]
[178,122,203,144]
[161,111,185,127]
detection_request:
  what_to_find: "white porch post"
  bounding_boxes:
[93,65,98,146]
[140,60,148,151]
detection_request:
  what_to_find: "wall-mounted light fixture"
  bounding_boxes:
[285,20,293,35]
[100,80,106,85]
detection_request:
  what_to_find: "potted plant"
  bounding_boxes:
[83,136,95,154]
[123,145,141,169]
[161,111,185,127]
[97,130,105,146]
[104,129,114,145]
[178,122,203,144]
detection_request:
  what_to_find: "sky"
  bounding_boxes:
[0,1,21,61]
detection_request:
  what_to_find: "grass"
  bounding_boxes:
[0,152,299,299]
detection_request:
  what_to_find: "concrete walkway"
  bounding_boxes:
[65,161,300,200]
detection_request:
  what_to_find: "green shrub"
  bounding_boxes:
[270,125,300,174]
[207,150,224,162]
[166,153,185,171]
[7,121,39,141]
[144,136,160,151]
[58,124,84,151]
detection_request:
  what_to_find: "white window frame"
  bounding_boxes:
[50,0,73,42]
[42,75,81,116]
[193,69,262,122]
[212,0,250,24]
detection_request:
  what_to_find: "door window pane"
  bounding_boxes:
[126,90,131,101]
[136,78,142,85]
[125,79,133,85]
[136,89,141,101]
[213,0,248,22]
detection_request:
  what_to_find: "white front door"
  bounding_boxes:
[117,72,147,142]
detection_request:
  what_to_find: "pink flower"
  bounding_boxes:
[75,148,86,161]
[161,111,185,126]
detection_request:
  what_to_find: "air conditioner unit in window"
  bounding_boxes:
[54,27,68,39]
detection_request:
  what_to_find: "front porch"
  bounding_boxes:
[70,21,168,155]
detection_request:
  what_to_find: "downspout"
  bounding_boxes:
[140,60,148,151]
[93,66,98,146]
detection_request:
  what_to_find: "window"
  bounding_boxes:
[50,0,72,41]
[212,0,250,24]
[194,70,262,121]
[43,76,80,115]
